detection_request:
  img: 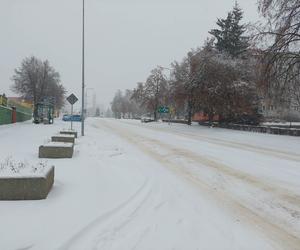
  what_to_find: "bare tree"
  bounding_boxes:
[132,67,168,120]
[170,48,204,125]
[11,56,65,115]
[185,45,260,123]
[111,89,143,119]
[170,59,190,120]
[257,0,300,104]
[111,90,123,119]
[11,57,40,105]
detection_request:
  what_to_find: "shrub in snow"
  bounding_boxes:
[0,157,49,177]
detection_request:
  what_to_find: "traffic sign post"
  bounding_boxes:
[67,94,79,130]
[71,104,74,130]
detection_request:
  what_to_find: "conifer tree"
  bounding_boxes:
[209,2,249,58]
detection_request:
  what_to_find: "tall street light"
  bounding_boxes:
[81,0,85,136]
[85,87,94,117]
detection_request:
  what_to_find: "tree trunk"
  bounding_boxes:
[208,113,214,125]
[33,89,38,122]
[187,99,192,125]
[154,97,158,121]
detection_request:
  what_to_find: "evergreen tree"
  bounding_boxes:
[209,2,249,58]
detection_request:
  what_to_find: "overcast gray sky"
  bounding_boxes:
[0,0,259,109]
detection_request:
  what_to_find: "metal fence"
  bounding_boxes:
[0,105,12,125]
[0,105,32,125]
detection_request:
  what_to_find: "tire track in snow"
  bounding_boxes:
[15,245,34,250]
[101,120,300,209]
[119,120,300,162]
[91,187,153,250]
[58,179,151,250]
[98,119,300,250]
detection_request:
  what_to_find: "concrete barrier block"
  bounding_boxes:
[52,134,75,143]
[39,142,74,158]
[60,130,78,138]
[0,166,54,200]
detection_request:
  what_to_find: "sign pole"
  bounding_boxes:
[66,93,79,131]
[71,104,73,130]
[81,0,85,137]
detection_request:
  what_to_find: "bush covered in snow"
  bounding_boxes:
[0,157,49,177]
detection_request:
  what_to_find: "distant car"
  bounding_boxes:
[71,115,81,122]
[62,114,71,121]
[62,114,81,122]
[141,114,154,123]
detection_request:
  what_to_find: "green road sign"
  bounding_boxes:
[158,106,169,113]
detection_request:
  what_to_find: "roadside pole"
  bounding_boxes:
[81,0,85,136]
[71,104,73,130]
[67,93,79,131]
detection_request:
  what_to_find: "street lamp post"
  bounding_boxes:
[85,88,94,117]
[81,0,85,136]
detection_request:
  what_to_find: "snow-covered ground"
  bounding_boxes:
[0,118,299,250]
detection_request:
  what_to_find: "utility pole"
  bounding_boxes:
[85,88,94,117]
[81,0,85,136]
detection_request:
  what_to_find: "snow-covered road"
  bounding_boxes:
[0,118,300,250]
